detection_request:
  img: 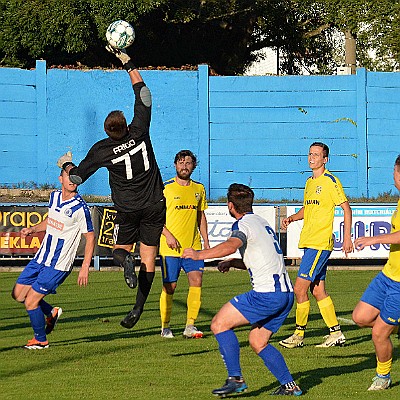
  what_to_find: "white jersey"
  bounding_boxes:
[230,213,293,293]
[33,191,93,272]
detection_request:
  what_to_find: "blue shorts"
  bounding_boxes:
[160,256,205,283]
[361,272,400,326]
[16,259,71,295]
[230,290,294,333]
[298,248,331,282]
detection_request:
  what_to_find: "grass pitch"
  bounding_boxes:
[0,268,399,399]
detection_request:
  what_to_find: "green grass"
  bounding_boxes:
[0,269,399,399]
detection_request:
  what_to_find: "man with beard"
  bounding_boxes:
[159,150,210,339]
[182,184,301,396]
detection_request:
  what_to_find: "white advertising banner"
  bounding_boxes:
[286,205,396,259]
[205,205,276,258]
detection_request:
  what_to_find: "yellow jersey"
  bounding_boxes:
[159,178,208,257]
[299,169,348,251]
[382,199,400,282]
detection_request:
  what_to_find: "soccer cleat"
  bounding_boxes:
[120,307,142,329]
[315,331,346,347]
[160,328,175,338]
[45,307,63,334]
[183,325,203,338]
[271,385,303,396]
[367,375,391,391]
[123,254,137,289]
[279,334,304,349]
[23,338,49,350]
[212,377,248,397]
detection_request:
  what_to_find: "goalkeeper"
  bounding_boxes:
[57,46,166,330]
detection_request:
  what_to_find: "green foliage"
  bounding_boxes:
[0,0,163,68]
[1,269,399,399]
[0,0,399,74]
[292,0,400,73]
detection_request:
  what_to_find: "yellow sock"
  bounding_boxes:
[160,291,173,329]
[318,296,339,331]
[294,300,310,337]
[186,286,201,326]
[377,358,392,376]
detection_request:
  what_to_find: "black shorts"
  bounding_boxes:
[113,198,166,246]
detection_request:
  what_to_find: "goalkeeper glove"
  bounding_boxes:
[106,45,136,72]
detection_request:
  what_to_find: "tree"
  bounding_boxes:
[0,0,399,75]
[290,0,400,74]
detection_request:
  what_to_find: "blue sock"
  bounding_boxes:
[39,299,53,316]
[27,307,47,342]
[258,344,293,385]
[215,330,242,377]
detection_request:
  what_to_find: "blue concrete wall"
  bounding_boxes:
[1,61,400,201]
[209,74,361,199]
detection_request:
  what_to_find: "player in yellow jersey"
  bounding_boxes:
[279,142,353,348]
[352,155,400,391]
[159,150,210,338]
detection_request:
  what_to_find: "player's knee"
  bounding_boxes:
[113,248,131,267]
[351,309,361,326]
[24,296,40,310]
[163,284,176,295]
[211,315,223,335]
[188,274,203,287]
[249,334,267,354]
[11,287,24,303]
[371,327,389,344]
[352,308,370,327]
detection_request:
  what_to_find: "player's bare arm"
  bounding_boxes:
[217,258,246,273]
[162,226,181,250]
[340,201,353,256]
[198,210,210,249]
[281,207,304,229]
[77,231,95,287]
[20,217,48,238]
[355,230,400,251]
[182,237,242,260]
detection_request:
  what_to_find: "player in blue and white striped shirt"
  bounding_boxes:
[12,169,95,349]
[183,184,302,397]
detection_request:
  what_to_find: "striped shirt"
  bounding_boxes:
[230,213,293,293]
[34,191,93,271]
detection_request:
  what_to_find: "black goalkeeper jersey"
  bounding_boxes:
[69,82,164,212]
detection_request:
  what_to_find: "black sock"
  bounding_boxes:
[134,270,155,311]
[112,248,130,266]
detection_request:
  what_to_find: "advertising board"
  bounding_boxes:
[286,205,395,259]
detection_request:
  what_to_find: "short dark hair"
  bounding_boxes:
[174,150,197,169]
[310,142,329,157]
[395,155,400,167]
[104,110,128,140]
[227,183,254,214]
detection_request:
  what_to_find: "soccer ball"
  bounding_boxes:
[106,20,135,49]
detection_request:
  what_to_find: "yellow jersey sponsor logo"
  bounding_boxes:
[174,205,198,210]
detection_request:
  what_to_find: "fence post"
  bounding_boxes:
[356,68,368,197]
[35,60,49,183]
[198,64,210,197]
[94,255,100,271]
